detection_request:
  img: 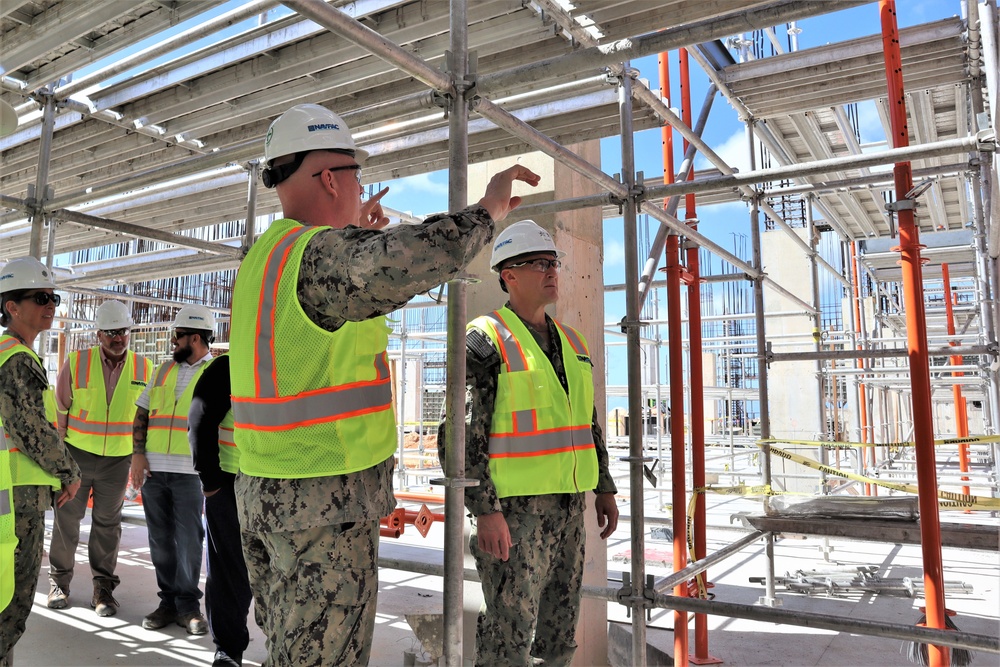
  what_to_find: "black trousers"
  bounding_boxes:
[204,475,253,661]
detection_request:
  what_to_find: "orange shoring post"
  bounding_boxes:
[659,51,689,667]
[879,1,950,665]
[850,243,874,495]
[941,264,972,498]
[680,47,719,666]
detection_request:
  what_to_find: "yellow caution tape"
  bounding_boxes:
[762,443,1000,510]
[758,434,1000,449]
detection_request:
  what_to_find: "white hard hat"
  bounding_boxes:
[489,220,564,273]
[95,300,133,330]
[263,103,367,169]
[173,304,215,331]
[0,256,57,293]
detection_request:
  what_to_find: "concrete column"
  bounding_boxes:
[464,140,609,666]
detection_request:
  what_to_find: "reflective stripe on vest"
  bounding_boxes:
[470,308,598,498]
[146,360,206,457]
[0,335,61,490]
[218,415,239,475]
[65,348,150,456]
[230,218,397,478]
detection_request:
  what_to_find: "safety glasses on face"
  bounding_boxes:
[504,258,562,273]
[18,292,61,307]
[171,329,196,342]
[100,328,129,338]
[311,164,362,184]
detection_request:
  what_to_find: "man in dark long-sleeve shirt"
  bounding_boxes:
[189,354,251,667]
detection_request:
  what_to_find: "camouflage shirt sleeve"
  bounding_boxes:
[436,327,503,518]
[298,205,495,331]
[0,349,81,487]
[592,406,617,495]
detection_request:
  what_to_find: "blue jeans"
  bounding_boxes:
[141,471,205,615]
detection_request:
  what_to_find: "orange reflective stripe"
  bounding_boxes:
[512,410,537,434]
[153,362,175,387]
[233,378,392,432]
[489,425,594,457]
[254,226,310,399]
[66,415,132,436]
[0,338,19,353]
[484,311,528,372]
[374,352,390,380]
[554,321,588,356]
[219,426,236,447]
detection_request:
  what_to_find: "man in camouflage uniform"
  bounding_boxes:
[229,104,539,666]
[0,257,82,664]
[439,221,619,667]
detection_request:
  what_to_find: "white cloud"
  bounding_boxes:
[696,129,752,175]
[604,238,625,268]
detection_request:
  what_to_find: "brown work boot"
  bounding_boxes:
[176,611,208,635]
[47,584,69,609]
[92,582,119,617]
[142,605,176,630]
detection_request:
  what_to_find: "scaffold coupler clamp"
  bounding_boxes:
[763,341,774,367]
[429,477,480,490]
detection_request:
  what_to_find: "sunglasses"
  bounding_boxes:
[18,292,61,306]
[171,330,196,342]
[504,258,562,273]
[100,328,129,338]
[311,164,362,184]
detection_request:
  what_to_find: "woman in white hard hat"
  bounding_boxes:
[0,257,81,663]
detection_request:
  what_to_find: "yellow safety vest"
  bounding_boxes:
[0,341,15,611]
[0,423,13,613]
[65,348,152,457]
[230,218,396,479]
[146,360,207,458]
[471,307,598,498]
[0,335,61,491]
[202,354,239,475]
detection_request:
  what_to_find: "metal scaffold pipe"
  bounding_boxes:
[441,2,470,663]
[618,64,649,667]
[646,135,994,200]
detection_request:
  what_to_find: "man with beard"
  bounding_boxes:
[130,304,215,635]
[48,300,152,617]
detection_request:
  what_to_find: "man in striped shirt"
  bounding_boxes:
[130,304,216,636]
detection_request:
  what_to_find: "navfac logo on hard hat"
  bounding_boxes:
[0,272,13,281]
[308,123,340,132]
[494,238,513,251]
[265,127,273,146]
[190,315,206,322]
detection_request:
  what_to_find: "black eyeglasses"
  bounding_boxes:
[311,164,362,184]
[18,292,61,307]
[504,258,562,273]
[100,328,129,338]
[171,330,195,342]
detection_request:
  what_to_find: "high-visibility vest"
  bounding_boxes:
[0,424,13,613]
[65,348,152,457]
[230,218,396,479]
[0,344,15,611]
[146,360,207,458]
[0,335,61,491]
[470,307,598,498]
[202,354,239,475]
